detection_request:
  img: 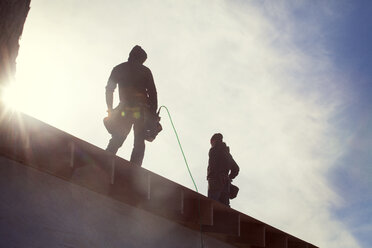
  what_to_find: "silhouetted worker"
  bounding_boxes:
[105,45,157,166]
[207,133,239,206]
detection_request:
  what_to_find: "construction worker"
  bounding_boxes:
[207,133,239,206]
[105,45,157,166]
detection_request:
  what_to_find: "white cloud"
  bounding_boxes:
[12,0,360,247]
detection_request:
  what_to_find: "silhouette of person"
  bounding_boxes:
[105,45,157,166]
[207,133,239,206]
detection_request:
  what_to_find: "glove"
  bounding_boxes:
[107,108,113,117]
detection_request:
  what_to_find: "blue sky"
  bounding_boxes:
[253,2,372,246]
[271,1,372,247]
[278,2,372,247]
[2,1,371,247]
[321,3,372,247]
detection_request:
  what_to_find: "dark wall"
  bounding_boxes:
[0,0,31,89]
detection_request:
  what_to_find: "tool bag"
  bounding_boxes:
[143,108,162,142]
[229,182,239,199]
[103,104,162,142]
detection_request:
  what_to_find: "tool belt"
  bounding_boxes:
[103,102,162,142]
[208,174,239,199]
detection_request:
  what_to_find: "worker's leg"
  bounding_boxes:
[106,116,132,155]
[219,182,230,207]
[208,178,222,202]
[130,110,145,166]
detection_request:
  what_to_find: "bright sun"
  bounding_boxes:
[1,82,19,109]
[1,82,23,111]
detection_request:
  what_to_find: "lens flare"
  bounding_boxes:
[1,82,21,111]
[133,112,140,119]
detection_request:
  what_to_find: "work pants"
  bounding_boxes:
[207,176,230,206]
[106,105,145,166]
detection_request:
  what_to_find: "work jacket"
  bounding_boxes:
[106,61,157,112]
[207,142,239,181]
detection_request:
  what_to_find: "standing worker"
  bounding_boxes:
[105,45,158,166]
[207,133,239,206]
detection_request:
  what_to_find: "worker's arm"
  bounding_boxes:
[146,69,158,112]
[228,154,240,180]
[207,148,218,179]
[105,68,118,112]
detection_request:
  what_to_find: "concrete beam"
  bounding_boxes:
[307,244,319,248]
[228,222,265,247]
[0,107,319,248]
[203,211,240,236]
[0,156,234,248]
[145,173,184,219]
[266,232,288,248]
[182,193,213,226]
[288,240,309,248]
[109,162,149,207]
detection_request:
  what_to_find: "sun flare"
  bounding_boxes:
[1,80,30,113]
[1,82,22,111]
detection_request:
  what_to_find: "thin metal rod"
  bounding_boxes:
[110,157,115,184]
[69,142,75,168]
